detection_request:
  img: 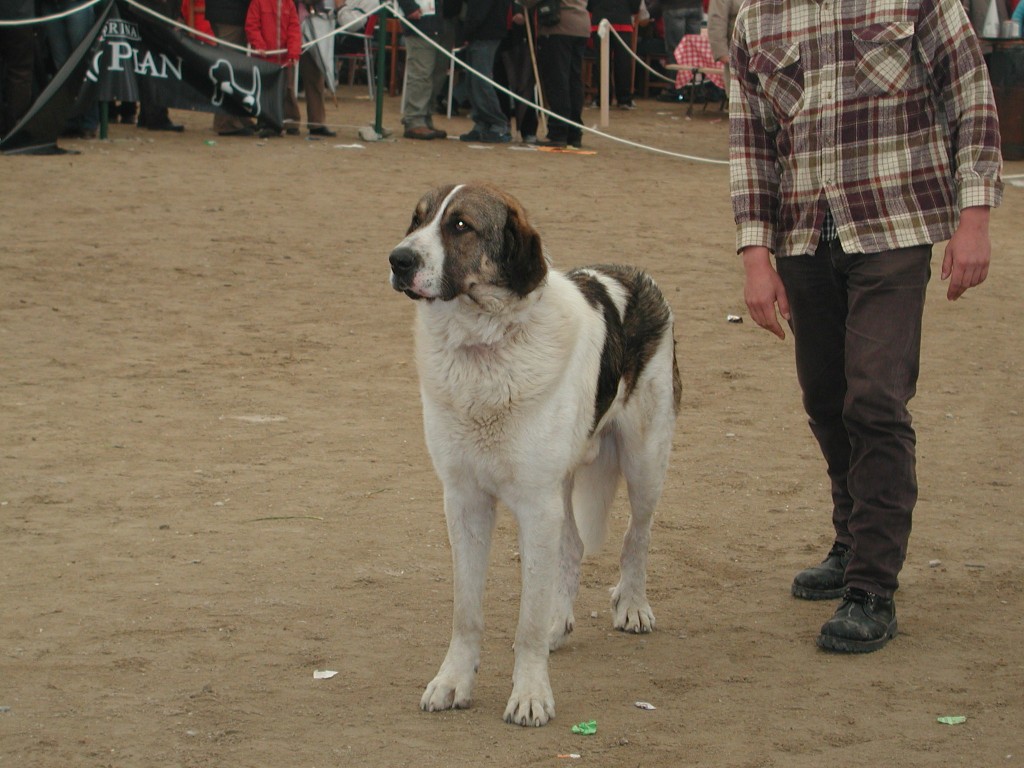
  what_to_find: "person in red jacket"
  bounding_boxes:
[181,0,215,36]
[246,0,302,136]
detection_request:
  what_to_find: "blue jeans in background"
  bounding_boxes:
[465,38,508,136]
[661,6,703,59]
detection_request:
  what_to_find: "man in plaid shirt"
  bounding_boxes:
[729,0,1003,653]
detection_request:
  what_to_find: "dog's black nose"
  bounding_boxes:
[389,246,420,279]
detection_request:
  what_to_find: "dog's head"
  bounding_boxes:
[388,184,547,304]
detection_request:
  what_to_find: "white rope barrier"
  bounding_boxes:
[0,0,105,26]
[393,9,728,166]
[0,0,385,56]
[605,22,675,85]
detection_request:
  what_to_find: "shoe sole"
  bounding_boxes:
[816,619,898,653]
[791,583,846,600]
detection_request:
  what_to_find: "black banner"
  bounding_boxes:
[1,0,286,154]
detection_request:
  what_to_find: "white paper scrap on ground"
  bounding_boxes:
[313,670,339,680]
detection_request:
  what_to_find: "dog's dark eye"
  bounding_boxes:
[453,219,469,232]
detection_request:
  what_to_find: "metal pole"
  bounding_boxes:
[599,19,610,128]
[373,6,389,136]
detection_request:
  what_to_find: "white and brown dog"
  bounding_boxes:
[389,184,681,727]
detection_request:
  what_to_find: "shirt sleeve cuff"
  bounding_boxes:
[958,177,1004,211]
[735,221,775,255]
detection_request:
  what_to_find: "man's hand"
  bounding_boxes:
[742,246,790,339]
[942,206,991,301]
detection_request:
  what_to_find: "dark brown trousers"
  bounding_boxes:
[777,240,932,597]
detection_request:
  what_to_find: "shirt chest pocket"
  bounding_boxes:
[852,22,915,96]
[750,43,804,120]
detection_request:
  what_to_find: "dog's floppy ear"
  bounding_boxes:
[501,200,547,297]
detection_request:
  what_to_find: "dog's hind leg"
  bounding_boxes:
[548,435,621,649]
[549,476,584,652]
[572,432,621,557]
[610,401,675,634]
[421,484,496,713]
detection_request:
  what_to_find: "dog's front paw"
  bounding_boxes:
[503,682,555,727]
[421,673,473,712]
[610,584,655,633]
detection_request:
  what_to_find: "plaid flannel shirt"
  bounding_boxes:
[729,0,1003,257]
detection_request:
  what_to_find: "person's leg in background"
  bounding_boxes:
[299,50,334,136]
[0,28,35,136]
[462,37,509,140]
[402,34,445,138]
[612,32,634,107]
[565,35,585,147]
[41,0,98,136]
[535,33,572,145]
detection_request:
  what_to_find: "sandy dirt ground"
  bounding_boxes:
[1,88,1023,768]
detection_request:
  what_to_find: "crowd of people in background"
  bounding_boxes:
[2,0,1022,145]
[0,0,717,144]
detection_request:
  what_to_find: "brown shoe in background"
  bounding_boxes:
[404,126,441,140]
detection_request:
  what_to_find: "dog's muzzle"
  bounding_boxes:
[389,246,426,299]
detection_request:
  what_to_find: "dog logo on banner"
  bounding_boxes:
[209,60,262,117]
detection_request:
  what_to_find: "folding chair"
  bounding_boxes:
[336,14,376,99]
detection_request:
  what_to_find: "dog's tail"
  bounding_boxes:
[573,433,621,556]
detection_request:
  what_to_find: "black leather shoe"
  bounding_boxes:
[309,126,337,137]
[143,121,185,132]
[791,542,852,600]
[817,588,897,653]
